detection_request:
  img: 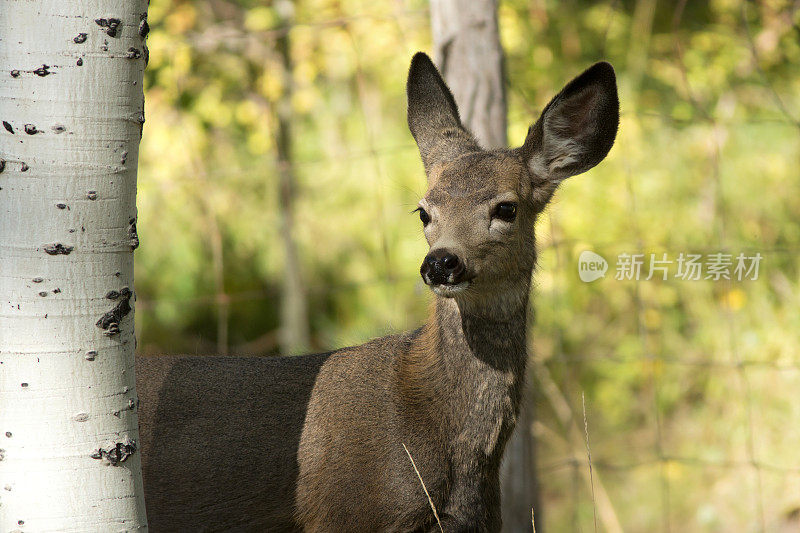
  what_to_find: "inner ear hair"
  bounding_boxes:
[519,61,619,183]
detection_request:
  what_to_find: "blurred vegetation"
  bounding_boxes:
[135,0,800,530]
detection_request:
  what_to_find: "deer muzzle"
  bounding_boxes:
[420,248,467,287]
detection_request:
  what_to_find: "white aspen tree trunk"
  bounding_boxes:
[275,0,311,355]
[431,0,507,150]
[430,2,540,531]
[0,1,149,530]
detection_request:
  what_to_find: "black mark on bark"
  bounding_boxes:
[128,218,139,250]
[20,162,29,172]
[44,243,74,255]
[76,57,83,66]
[56,203,67,209]
[87,190,97,200]
[125,47,141,59]
[52,124,66,133]
[0,160,5,173]
[24,124,39,135]
[85,350,97,361]
[95,18,122,37]
[33,65,51,77]
[73,33,88,44]
[96,287,132,336]
[90,441,136,466]
[10,70,20,78]
[2,121,13,134]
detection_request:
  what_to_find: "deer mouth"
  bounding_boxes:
[430,279,472,297]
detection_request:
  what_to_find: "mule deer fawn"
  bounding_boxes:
[137,52,618,532]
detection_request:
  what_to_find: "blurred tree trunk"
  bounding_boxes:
[0,1,148,530]
[275,0,310,355]
[431,0,507,149]
[627,0,657,105]
[430,1,540,531]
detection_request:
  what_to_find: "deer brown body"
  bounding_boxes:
[137,53,619,532]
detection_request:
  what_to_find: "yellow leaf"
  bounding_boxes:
[245,7,277,32]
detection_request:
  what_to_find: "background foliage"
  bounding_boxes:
[136,0,800,530]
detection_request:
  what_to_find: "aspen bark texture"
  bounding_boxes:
[0,1,149,530]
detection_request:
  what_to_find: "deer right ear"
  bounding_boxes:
[407,52,478,171]
[519,62,619,188]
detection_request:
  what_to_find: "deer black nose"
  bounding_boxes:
[420,249,465,285]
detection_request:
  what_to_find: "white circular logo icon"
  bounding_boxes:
[578,250,608,282]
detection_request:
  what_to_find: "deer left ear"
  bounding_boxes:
[407,52,480,171]
[519,62,619,184]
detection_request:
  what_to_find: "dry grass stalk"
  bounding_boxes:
[583,392,598,533]
[534,362,624,533]
[402,443,444,533]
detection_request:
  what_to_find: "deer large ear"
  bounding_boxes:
[407,52,479,171]
[519,62,619,185]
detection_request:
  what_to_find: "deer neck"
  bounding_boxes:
[402,275,531,420]
[432,284,529,369]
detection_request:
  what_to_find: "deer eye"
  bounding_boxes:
[493,202,517,222]
[415,207,431,225]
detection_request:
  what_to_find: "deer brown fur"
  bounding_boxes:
[137,52,619,532]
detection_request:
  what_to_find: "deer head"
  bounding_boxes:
[407,53,619,305]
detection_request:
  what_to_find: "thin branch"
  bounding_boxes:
[741,2,800,129]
